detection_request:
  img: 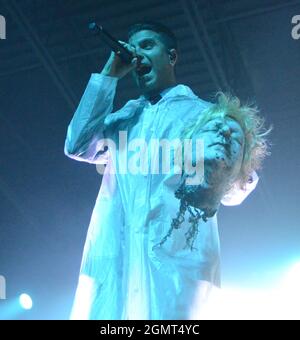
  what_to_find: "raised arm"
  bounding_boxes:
[65,47,138,164]
[64,74,117,164]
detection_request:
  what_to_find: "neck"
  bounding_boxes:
[144,79,177,99]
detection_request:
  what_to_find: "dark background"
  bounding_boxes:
[0,0,299,319]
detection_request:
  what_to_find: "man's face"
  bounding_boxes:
[198,117,245,181]
[128,30,176,95]
[176,117,245,214]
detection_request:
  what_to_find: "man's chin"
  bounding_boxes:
[138,82,159,94]
[136,73,158,92]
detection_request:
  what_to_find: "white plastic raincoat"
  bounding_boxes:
[65,74,257,319]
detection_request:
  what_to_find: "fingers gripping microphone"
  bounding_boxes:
[88,22,134,64]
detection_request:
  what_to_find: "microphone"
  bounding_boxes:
[88,22,134,64]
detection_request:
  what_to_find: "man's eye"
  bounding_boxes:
[141,41,154,49]
[214,122,223,129]
[201,128,219,133]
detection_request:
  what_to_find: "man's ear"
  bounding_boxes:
[168,49,178,66]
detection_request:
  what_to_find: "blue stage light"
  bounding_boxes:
[19,294,33,310]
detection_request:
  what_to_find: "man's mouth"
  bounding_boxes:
[208,142,231,155]
[136,64,152,77]
[209,142,229,148]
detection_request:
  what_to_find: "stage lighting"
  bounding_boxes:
[283,261,300,289]
[19,294,33,310]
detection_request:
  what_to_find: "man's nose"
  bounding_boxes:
[219,125,231,140]
[134,46,147,59]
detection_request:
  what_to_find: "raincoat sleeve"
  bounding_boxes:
[221,171,259,206]
[64,73,118,164]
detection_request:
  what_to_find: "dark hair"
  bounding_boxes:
[128,22,178,50]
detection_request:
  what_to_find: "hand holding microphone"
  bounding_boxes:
[89,22,140,79]
[101,42,138,79]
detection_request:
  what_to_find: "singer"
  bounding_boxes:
[65,22,269,319]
